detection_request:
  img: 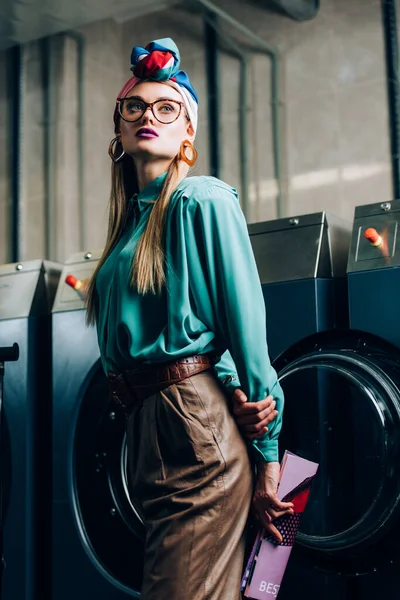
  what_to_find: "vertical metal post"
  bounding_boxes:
[238,57,250,217]
[64,31,86,251]
[381,0,400,199]
[41,37,54,260]
[204,13,220,178]
[8,46,23,262]
[194,0,284,217]
[271,53,283,218]
[204,15,250,216]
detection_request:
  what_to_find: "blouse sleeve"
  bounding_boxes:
[184,182,284,463]
[213,348,241,393]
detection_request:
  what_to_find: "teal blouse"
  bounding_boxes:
[95,172,284,463]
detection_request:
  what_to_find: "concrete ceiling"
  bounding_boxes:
[0,0,320,52]
[0,0,182,51]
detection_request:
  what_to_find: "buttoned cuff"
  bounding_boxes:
[221,374,241,395]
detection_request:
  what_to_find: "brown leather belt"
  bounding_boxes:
[108,353,221,415]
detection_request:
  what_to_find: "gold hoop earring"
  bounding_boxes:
[108,136,125,163]
[179,140,198,167]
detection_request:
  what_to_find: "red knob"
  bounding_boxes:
[65,274,79,289]
[364,228,382,246]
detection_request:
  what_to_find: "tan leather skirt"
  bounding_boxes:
[125,369,253,600]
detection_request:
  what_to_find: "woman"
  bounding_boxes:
[86,38,293,600]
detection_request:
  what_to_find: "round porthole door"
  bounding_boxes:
[71,362,145,595]
[274,330,400,575]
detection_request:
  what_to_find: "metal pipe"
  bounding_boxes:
[274,0,320,21]
[207,18,250,217]
[41,37,55,260]
[238,57,250,218]
[194,0,277,56]
[63,31,86,250]
[381,0,400,198]
[193,0,284,217]
[270,53,283,217]
[204,14,220,178]
[8,45,23,262]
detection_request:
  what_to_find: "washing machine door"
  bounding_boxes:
[274,330,400,575]
[71,362,145,595]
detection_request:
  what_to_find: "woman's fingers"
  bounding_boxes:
[239,415,279,439]
[267,506,294,520]
[256,500,294,520]
[231,392,279,440]
[271,499,294,512]
[231,388,247,405]
[261,494,294,513]
[236,403,277,427]
[264,522,283,544]
[232,394,274,416]
[253,502,295,543]
[241,412,278,432]
[251,464,295,544]
[254,508,283,544]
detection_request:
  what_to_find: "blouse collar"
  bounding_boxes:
[130,171,168,212]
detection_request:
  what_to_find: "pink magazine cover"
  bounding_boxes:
[243,451,318,599]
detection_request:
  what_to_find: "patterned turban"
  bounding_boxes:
[113,38,198,134]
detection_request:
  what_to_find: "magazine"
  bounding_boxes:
[242,451,318,599]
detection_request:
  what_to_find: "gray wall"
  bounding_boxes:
[0,0,392,263]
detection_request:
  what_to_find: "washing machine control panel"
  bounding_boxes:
[64,274,89,301]
[52,250,102,313]
[348,200,400,273]
[355,221,397,263]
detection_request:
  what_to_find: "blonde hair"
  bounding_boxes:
[85,150,190,325]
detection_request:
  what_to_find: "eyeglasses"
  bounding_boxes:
[116,97,184,124]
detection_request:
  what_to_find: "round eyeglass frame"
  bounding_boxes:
[116,97,185,124]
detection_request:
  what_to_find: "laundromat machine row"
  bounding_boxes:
[0,201,400,599]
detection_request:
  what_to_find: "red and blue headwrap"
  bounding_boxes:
[114,38,198,134]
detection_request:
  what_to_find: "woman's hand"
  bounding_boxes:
[231,389,278,440]
[253,462,294,543]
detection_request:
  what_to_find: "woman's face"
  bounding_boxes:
[118,81,194,162]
